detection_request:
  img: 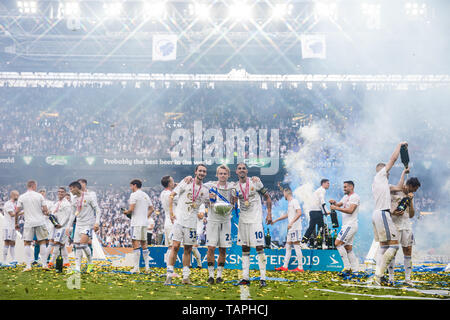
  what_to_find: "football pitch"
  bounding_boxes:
[0,260,448,300]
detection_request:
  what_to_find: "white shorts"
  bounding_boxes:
[237,222,265,248]
[164,224,174,246]
[130,226,147,241]
[3,228,17,241]
[399,229,415,247]
[46,221,55,239]
[337,224,358,245]
[286,228,302,243]
[171,223,197,246]
[372,210,399,243]
[23,225,49,242]
[73,224,93,243]
[206,221,232,248]
[52,227,68,244]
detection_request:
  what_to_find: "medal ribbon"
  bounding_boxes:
[192,181,202,204]
[54,199,62,214]
[77,192,85,213]
[239,178,249,202]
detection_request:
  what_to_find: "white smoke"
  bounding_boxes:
[282,87,450,260]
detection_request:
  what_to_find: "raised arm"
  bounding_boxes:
[385,142,408,173]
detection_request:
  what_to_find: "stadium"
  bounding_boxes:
[0,0,449,307]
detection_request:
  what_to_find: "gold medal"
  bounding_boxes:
[75,211,79,216]
[244,200,249,207]
[192,203,197,209]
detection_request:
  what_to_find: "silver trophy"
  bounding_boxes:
[213,200,233,216]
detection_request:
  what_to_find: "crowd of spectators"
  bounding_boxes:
[0,85,357,158]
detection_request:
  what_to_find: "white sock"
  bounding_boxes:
[3,245,9,263]
[164,249,170,265]
[82,244,92,264]
[142,249,149,269]
[337,245,350,270]
[167,264,174,276]
[61,246,68,264]
[242,252,250,280]
[257,250,267,281]
[50,244,58,264]
[9,245,15,261]
[75,245,83,270]
[404,255,412,281]
[133,248,141,269]
[375,245,388,277]
[347,250,358,271]
[283,243,292,268]
[293,244,303,269]
[40,244,49,267]
[217,263,224,278]
[376,246,398,278]
[388,260,395,281]
[208,262,215,278]
[192,247,201,265]
[182,266,190,279]
[24,245,33,268]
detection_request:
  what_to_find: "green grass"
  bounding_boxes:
[0,261,448,300]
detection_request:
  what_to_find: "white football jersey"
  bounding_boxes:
[71,192,101,226]
[390,188,413,231]
[372,167,391,211]
[160,189,179,228]
[197,203,206,236]
[173,179,209,229]
[2,200,16,229]
[17,190,47,228]
[236,178,265,224]
[339,193,360,226]
[204,181,235,223]
[129,189,152,227]
[287,198,302,230]
[51,198,73,228]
